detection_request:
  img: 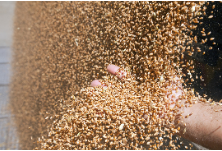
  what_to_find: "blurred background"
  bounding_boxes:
[0,1,19,149]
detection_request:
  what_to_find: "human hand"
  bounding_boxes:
[90,64,185,127]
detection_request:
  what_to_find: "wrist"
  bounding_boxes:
[174,97,202,138]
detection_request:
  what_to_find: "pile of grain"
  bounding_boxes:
[39,67,199,149]
[10,1,220,149]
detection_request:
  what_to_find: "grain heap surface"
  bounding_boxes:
[10,1,221,150]
[40,68,199,149]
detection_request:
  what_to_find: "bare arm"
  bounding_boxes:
[164,70,222,149]
[91,64,222,150]
[177,101,222,150]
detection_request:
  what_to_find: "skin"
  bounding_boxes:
[91,64,222,149]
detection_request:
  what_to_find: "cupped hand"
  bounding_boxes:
[90,64,185,124]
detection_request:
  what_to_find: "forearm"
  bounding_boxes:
[177,101,222,149]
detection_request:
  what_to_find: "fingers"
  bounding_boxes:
[107,64,126,79]
[91,64,127,87]
[166,76,184,109]
[90,80,101,87]
[107,64,120,75]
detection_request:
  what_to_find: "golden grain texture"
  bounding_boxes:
[40,69,197,150]
[10,1,206,149]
